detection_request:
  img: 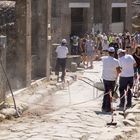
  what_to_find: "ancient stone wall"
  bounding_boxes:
[0,0,51,91]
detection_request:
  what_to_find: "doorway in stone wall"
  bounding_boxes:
[71,8,85,37]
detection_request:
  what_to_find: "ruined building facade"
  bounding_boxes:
[0,0,133,106]
[51,0,132,44]
[0,0,51,107]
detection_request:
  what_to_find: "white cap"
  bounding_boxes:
[118,33,122,36]
[117,48,126,54]
[61,39,67,44]
[108,47,115,52]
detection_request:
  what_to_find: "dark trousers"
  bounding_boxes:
[119,77,133,107]
[55,58,66,80]
[102,80,115,111]
[71,45,79,55]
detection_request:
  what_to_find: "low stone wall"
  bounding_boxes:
[66,55,81,72]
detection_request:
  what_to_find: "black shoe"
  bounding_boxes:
[102,108,111,112]
[126,104,131,108]
[118,104,124,108]
[116,104,124,111]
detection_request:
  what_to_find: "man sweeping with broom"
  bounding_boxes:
[101,47,121,112]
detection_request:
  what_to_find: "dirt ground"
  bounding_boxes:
[128,127,140,140]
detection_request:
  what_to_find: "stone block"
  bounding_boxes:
[123,119,136,126]
[17,103,28,112]
[0,113,6,121]
[0,108,16,117]
[66,55,81,70]
[126,113,136,122]
[71,62,77,72]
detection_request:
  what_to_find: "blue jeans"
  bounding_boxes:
[119,77,133,107]
[102,80,115,111]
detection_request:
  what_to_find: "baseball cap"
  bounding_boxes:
[117,48,126,54]
[61,39,67,44]
[108,47,115,52]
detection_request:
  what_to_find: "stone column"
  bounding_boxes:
[36,0,48,77]
[31,0,38,79]
[125,0,132,33]
[87,0,94,33]
[61,0,70,39]
[15,0,31,88]
[0,36,6,108]
[31,0,38,55]
[102,0,112,33]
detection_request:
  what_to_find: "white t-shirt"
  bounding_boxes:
[56,45,68,58]
[119,54,136,77]
[102,41,109,51]
[102,56,119,81]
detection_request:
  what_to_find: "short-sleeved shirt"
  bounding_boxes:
[56,45,68,58]
[119,54,136,77]
[102,56,120,81]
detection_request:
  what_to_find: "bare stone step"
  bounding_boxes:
[0,113,6,121]
[0,108,16,117]
[126,113,136,122]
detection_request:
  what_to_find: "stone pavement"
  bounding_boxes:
[0,68,79,120]
[0,61,140,140]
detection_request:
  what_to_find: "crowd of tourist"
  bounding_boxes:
[69,31,140,112]
[55,31,140,112]
[70,31,140,67]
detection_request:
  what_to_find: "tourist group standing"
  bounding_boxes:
[54,31,140,112]
[100,31,140,112]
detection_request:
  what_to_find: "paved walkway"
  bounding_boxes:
[0,61,140,140]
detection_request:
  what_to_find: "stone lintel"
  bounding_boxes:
[69,2,90,8]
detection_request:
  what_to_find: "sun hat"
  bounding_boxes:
[61,39,67,44]
[108,47,115,52]
[117,48,126,54]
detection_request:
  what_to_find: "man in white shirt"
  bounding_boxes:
[101,47,121,112]
[118,49,136,108]
[70,35,79,55]
[55,39,69,82]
